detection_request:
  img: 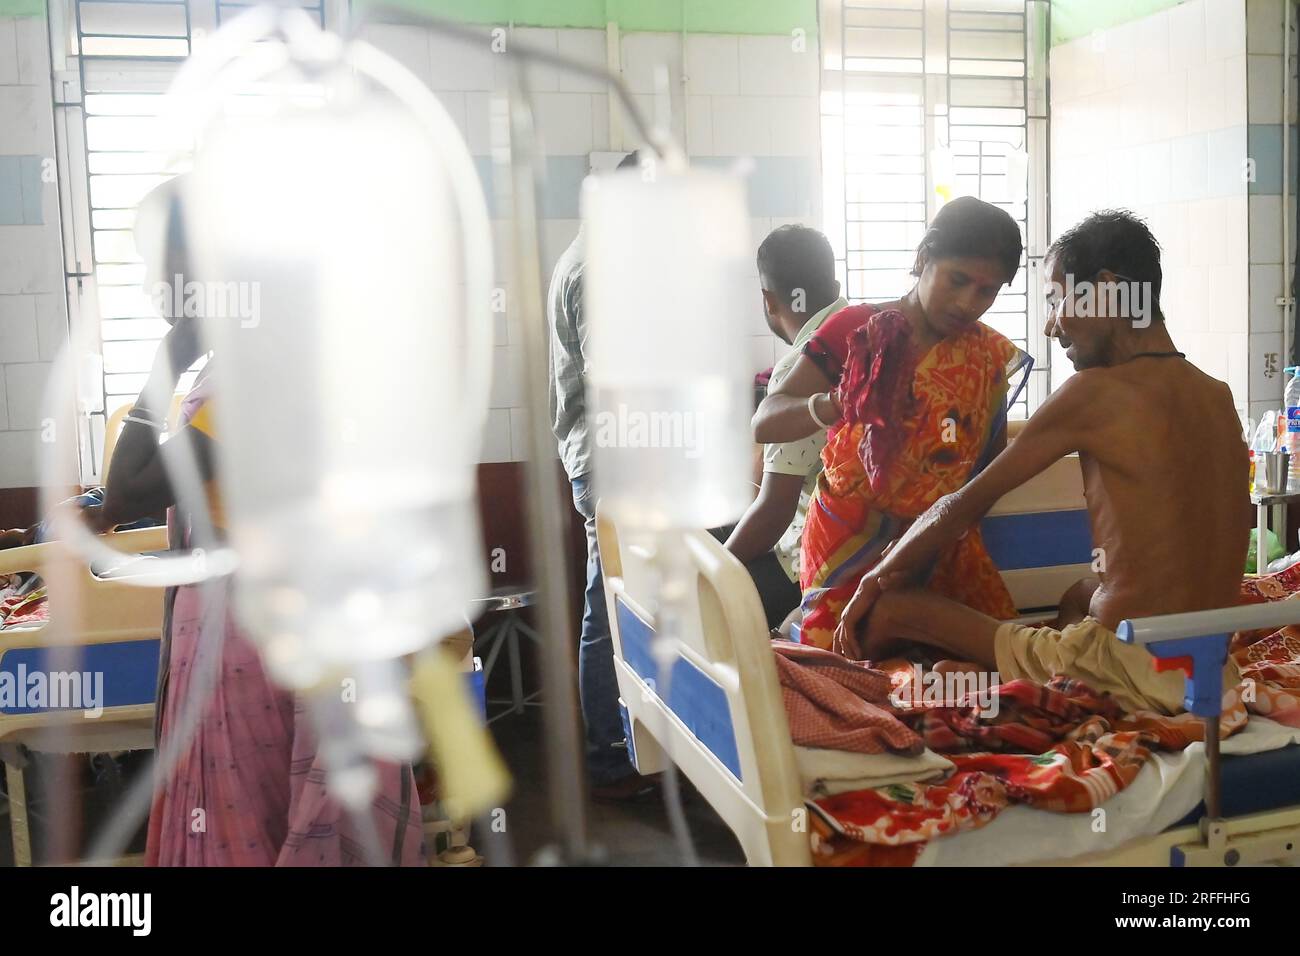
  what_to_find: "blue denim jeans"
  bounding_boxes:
[570,475,635,785]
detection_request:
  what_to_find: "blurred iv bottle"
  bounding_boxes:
[185,95,488,756]
[583,167,755,530]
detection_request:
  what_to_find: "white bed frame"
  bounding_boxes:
[597,453,1300,867]
[0,527,168,866]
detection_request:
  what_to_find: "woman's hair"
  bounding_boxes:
[912,195,1023,283]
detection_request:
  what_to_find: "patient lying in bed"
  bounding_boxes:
[833,211,1251,716]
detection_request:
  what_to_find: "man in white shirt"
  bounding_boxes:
[722,225,846,630]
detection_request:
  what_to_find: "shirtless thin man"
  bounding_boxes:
[834,210,1251,689]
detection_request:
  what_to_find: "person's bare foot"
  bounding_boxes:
[932,659,984,678]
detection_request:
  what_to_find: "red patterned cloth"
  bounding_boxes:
[772,640,922,755]
[837,310,917,492]
[0,585,49,629]
[804,611,1278,867]
[807,676,1203,866]
[1235,563,1300,726]
[798,307,1024,651]
[803,563,1300,866]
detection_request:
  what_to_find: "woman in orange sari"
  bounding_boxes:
[754,197,1031,653]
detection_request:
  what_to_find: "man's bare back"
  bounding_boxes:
[833,353,1252,667]
[1071,356,1250,630]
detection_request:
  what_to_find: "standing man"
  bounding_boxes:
[723,225,846,629]
[547,151,652,799]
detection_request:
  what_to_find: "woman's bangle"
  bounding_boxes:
[808,392,836,430]
[124,407,163,430]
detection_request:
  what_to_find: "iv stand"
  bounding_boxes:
[500,69,592,864]
[352,4,678,864]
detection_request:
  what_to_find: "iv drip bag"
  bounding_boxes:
[583,168,753,530]
[184,82,489,689]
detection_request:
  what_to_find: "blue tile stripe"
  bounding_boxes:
[0,155,45,225]
[0,156,24,225]
[19,155,44,224]
[694,155,816,218]
[473,154,816,220]
[1247,123,1300,195]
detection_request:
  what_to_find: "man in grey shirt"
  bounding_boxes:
[547,151,650,799]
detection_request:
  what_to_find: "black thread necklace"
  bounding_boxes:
[1126,351,1186,361]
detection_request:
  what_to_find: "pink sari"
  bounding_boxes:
[145,375,424,865]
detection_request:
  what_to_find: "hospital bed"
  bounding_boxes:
[0,401,180,866]
[0,398,487,866]
[0,526,167,866]
[597,448,1300,867]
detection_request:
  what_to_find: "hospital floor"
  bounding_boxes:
[0,712,746,868]
[482,705,747,867]
[0,751,150,866]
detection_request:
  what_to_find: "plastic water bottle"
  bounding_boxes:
[1287,367,1300,492]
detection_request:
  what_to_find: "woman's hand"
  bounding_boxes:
[138,318,205,414]
[832,529,926,656]
[834,572,883,656]
[753,354,836,444]
[162,317,205,377]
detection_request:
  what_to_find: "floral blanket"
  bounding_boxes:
[807,569,1300,866]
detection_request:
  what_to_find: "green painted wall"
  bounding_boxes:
[0,0,44,16]
[1051,0,1187,46]
[364,0,817,35]
[0,0,812,32]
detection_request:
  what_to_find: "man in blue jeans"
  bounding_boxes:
[546,152,655,799]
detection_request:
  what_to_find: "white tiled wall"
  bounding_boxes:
[360,22,822,464]
[0,16,73,489]
[1244,0,1299,425]
[1050,0,1251,409]
[3,16,822,482]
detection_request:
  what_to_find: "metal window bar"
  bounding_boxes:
[946,0,1032,417]
[217,0,323,28]
[823,0,1048,416]
[832,1,928,308]
[61,1,353,479]
[60,1,343,480]
[70,2,195,476]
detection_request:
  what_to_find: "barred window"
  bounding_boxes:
[51,0,336,480]
[819,0,1051,416]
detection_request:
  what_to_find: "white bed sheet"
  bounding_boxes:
[796,745,954,797]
